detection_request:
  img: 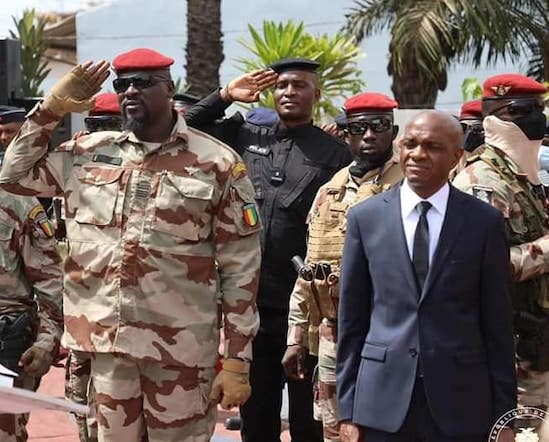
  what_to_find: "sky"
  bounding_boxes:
[0,0,102,37]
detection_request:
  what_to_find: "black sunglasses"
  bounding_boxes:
[460,121,484,134]
[490,98,545,116]
[347,118,393,135]
[112,74,168,94]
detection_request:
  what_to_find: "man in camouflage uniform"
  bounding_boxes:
[0,189,63,441]
[64,92,122,442]
[453,73,549,409]
[0,48,261,442]
[282,92,403,441]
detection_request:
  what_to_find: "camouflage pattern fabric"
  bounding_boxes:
[0,188,63,441]
[453,145,549,407]
[0,375,36,442]
[92,353,216,441]
[288,159,402,442]
[0,105,261,439]
[313,320,339,442]
[65,350,97,442]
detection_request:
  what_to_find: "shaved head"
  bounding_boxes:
[406,110,464,150]
[399,110,464,198]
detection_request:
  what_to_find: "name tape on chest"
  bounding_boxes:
[472,185,494,205]
[246,145,271,156]
[92,154,122,166]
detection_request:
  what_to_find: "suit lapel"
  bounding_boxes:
[384,185,420,299]
[420,186,466,303]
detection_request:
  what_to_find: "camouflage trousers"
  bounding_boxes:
[91,353,216,442]
[65,350,97,442]
[313,320,340,442]
[0,374,36,441]
[518,358,549,408]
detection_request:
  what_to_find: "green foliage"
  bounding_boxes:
[10,9,51,97]
[461,77,482,102]
[237,20,365,122]
[344,0,546,101]
[173,77,189,94]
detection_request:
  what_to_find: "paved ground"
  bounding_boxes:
[27,365,290,441]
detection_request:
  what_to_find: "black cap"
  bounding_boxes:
[0,106,26,124]
[173,93,201,106]
[334,113,347,130]
[269,57,320,74]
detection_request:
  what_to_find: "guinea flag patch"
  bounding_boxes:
[29,204,54,238]
[242,203,259,227]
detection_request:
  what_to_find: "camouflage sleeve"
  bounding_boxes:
[21,203,63,354]
[215,161,261,361]
[287,278,310,348]
[0,104,73,197]
[453,165,549,282]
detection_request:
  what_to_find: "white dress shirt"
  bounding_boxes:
[400,180,450,264]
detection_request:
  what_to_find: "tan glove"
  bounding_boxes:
[42,60,111,116]
[209,358,251,409]
[19,345,53,377]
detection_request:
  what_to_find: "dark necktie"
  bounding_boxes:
[413,201,432,292]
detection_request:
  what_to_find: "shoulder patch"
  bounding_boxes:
[472,185,494,205]
[28,204,54,238]
[231,161,247,180]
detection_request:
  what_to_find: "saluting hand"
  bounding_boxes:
[42,60,111,116]
[221,69,278,103]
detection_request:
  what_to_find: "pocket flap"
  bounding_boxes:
[78,165,124,185]
[165,174,214,200]
[361,342,387,362]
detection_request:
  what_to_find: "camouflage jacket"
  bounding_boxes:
[0,188,63,355]
[287,158,402,355]
[453,145,549,308]
[0,105,261,366]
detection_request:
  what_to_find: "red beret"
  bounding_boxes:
[112,48,174,73]
[344,92,398,114]
[482,73,547,98]
[459,99,482,120]
[90,93,120,116]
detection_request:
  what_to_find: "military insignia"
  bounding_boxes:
[246,145,271,156]
[92,154,122,166]
[490,85,512,96]
[231,161,247,180]
[28,205,54,238]
[242,203,259,227]
[472,185,493,205]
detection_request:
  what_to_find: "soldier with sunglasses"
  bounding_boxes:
[0,48,262,442]
[453,74,549,410]
[282,92,403,442]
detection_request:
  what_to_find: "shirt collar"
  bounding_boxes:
[400,179,450,218]
[114,112,189,146]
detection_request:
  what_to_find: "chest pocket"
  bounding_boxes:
[152,173,214,241]
[75,166,124,226]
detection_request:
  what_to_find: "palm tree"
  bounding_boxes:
[185,0,224,97]
[344,0,546,108]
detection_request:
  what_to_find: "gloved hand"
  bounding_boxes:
[19,345,53,377]
[209,358,251,409]
[42,61,111,116]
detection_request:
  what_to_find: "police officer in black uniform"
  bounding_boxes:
[186,58,352,442]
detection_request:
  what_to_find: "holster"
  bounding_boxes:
[0,312,35,373]
[515,310,549,371]
[299,267,339,326]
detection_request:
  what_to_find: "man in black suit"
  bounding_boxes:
[336,110,516,442]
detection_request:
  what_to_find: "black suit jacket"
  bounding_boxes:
[336,184,516,437]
